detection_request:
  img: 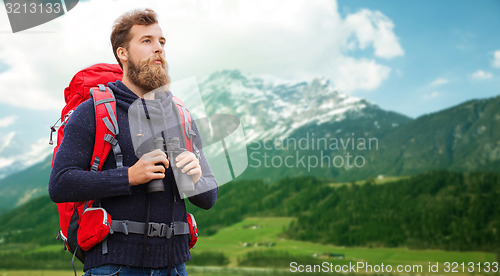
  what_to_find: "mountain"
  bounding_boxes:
[199,70,411,143]
[0,132,52,179]
[198,70,412,182]
[371,96,500,176]
[199,70,499,182]
[0,132,27,178]
[0,154,52,215]
[310,94,500,181]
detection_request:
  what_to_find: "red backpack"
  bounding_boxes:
[50,63,198,265]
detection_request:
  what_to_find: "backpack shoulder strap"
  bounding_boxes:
[89,84,123,171]
[172,96,199,158]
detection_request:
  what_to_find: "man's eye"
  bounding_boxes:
[160,41,165,46]
[143,39,150,43]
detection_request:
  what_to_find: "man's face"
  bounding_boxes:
[126,23,170,92]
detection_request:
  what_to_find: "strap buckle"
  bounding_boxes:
[148,223,174,238]
[148,222,163,237]
[104,134,118,145]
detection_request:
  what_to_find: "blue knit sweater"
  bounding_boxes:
[49,80,218,271]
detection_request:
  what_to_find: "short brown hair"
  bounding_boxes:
[110,8,159,68]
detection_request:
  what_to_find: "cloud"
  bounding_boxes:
[424,91,440,99]
[0,135,51,170]
[22,137,52,168]
[0,158,15,170]
[430,78,449,87]
[0,0,120,111]
[0,131,16,153]
[493,50,500,68]
[331,57,391,92]
[344,9,404,59]
[0,0,404,111]
[0,115,17,128]
[471,70,493,80]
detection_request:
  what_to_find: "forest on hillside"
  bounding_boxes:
[0,171,498,259]
[187,171,500,255]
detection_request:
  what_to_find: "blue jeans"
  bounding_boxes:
[84,263,187,276]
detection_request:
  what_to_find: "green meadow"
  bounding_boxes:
[195,217,495,270]
[1,216,496,275]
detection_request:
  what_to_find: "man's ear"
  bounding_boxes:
[117,47,128,64]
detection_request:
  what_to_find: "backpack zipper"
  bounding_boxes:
[83,207,109,225]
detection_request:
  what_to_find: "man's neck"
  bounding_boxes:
[121,76,148,99]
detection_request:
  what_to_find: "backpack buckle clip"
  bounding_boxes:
[148,222,162,237]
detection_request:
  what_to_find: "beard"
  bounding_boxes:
[127,53,170,92]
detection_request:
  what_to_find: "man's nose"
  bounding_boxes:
[154,41,163,54]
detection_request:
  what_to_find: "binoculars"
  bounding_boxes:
[147,137,195,194]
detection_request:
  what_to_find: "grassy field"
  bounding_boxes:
[195,217,495,268]
[1,216,497,275]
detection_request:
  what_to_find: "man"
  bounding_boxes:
[49,9,218,276]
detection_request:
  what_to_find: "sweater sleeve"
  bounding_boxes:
[48,99,131,203]
[186,119,218,210]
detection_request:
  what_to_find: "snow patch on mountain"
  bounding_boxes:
[199,70,375,142]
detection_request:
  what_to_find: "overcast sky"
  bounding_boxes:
[0,0,499,166]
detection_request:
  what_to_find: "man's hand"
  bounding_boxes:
[128,149,169,186]
[175,151,202,184]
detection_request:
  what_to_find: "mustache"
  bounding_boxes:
[146,54,166,66]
